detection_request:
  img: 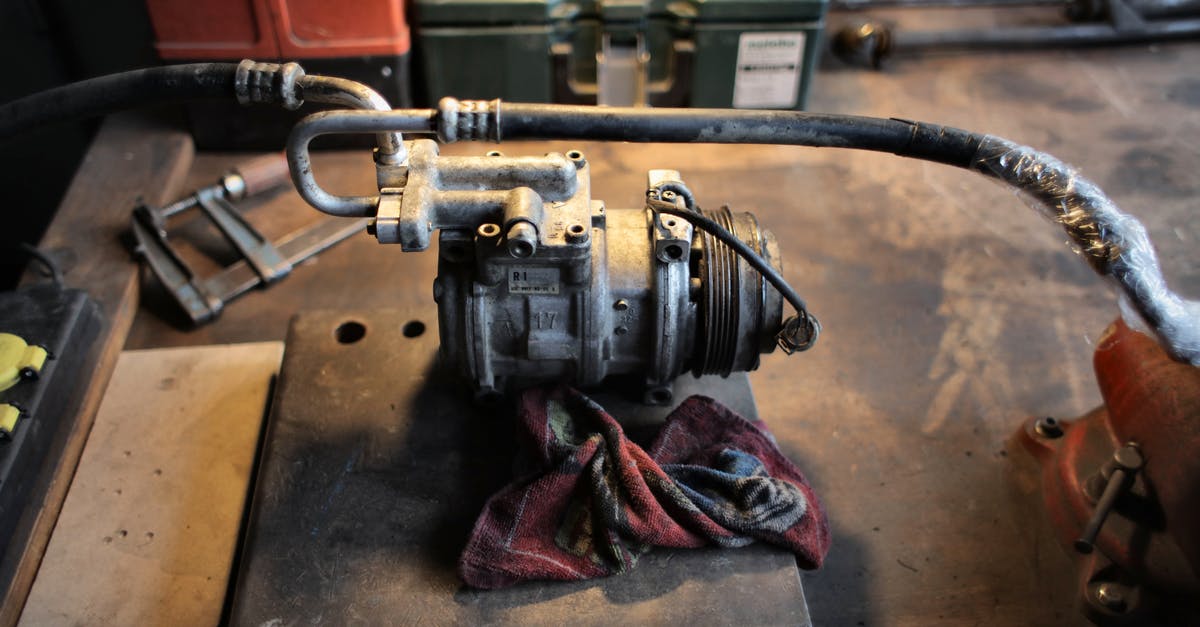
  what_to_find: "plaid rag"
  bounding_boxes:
[459,385,830,589]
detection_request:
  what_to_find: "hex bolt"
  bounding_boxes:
[1075,443,1144,554]
[1034,416,1063,438]
[565,223,589,244]
[1094,583,1128,613]
[506,222,538,258]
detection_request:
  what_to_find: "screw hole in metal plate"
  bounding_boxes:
[402,320,426,338]
[336,321,367,344]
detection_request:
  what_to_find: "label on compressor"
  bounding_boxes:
[732,32,806,109]
[508,267,561,295]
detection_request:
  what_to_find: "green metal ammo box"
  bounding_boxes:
[413,0,829,109]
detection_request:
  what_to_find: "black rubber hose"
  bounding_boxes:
[0,63,240,140]
[496,103,985,169]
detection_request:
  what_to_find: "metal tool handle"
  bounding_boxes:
[1074,444,1144,554]
[228,153,293,200]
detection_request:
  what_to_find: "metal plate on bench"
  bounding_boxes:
[228,307,811,626]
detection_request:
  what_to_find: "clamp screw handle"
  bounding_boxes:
[1075,443,1143,554]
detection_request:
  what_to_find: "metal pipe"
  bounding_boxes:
[285,109,435,217]
[889,18,1200,49]
[297,75,406,163]
[1131,0,1200,18]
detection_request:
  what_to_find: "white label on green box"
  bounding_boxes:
[732,32,806,109]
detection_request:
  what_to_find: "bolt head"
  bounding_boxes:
[1034,416,1063,438]
[1094,583,1128,613]
[1113,445,1144,471]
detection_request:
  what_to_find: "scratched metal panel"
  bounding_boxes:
[228,307,811,626]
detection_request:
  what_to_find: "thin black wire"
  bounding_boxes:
[647,198,820,352]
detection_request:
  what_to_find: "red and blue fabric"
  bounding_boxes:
[459,386,831,589]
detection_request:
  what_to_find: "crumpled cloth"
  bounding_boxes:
[459,385,831,589]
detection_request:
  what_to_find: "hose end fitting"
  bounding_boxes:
[235,59,306,110]
[505,221,538,258]
[437,97,501,143]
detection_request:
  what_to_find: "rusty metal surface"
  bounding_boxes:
[1011,320,1200,623]
[1093,322,1200,578]
[128,38,1200,626]
[229,307,811,626]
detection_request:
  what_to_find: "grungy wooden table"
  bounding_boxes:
[43,31,1200,627]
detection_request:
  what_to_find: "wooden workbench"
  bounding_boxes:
[29,23,1200,626]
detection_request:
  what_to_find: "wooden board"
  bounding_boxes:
[1,113,194,627]
[19,342,282,625]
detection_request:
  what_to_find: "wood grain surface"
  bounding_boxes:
[1,113,193,627]
[20,343,282,626]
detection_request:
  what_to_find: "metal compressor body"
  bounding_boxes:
[374,139,783,403]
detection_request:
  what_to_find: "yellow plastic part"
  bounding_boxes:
[0,403,18,435]
[0,333,47,392]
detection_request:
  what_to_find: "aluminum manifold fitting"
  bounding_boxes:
[372,139,784,404]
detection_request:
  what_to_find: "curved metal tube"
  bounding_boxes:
[297,75,406,163]
[286,109,435,217]
[284,103,1200,365]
